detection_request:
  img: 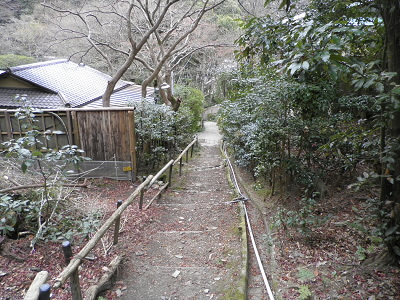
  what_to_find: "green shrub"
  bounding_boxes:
[131,99,199,171]
[175,85,205,131]
[0,54,35,69]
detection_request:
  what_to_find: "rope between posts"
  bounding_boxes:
[222,143,275,300]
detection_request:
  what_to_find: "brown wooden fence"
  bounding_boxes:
[0,107,137,179]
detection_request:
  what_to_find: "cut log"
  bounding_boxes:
[24,271,49,300]
[85,256,123,300]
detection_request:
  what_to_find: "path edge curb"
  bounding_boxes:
[220,141,248,300]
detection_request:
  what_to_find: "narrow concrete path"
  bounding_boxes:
[119,121,245,299]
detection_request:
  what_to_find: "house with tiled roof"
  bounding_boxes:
[0,59,153,108]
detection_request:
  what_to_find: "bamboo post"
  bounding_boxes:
[62,241,83,300]
[39,283,51,300]
[113,200,123,245]
[70,111,82,149]
[4,110,13,139]
[66,110,74,146]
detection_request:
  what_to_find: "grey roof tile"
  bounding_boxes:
[0,88,63,108]
[9,59,128,107]
[82,84,150,108]
[1,59,155,109]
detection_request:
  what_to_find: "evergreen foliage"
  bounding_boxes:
[131,99,199,172]
[219,0,400,262]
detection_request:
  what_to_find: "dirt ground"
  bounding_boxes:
[235,165,400,299]
[1,121,400,299]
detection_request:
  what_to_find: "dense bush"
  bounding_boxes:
[174,85,205,132]
[131,99,200,172]
[218,71,377,194]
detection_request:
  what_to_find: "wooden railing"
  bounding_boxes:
[24,136,198,300]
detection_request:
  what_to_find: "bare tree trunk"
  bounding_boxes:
[103,51,137,107]
[379,0,400,264]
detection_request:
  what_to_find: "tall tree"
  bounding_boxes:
[42,0,226,108]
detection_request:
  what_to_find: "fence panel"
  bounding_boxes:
[0,108,137,179]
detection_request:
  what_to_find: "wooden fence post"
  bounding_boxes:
[113,200,123,245]
[53,176,154,289]
[62,241,83,300]
[139,177,146,209]
[168,164,173,188]
[190,143,194,158]
[186,150,189,163]
[39,283,51,300]
[179,157,183,176]
[139,188,145,209]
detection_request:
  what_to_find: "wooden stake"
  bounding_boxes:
[113,200,123,245]
[54,175,153,288]
[168,164,173,188]
[39,283,51,300]
[62,241,82,300]
[139,188,145,209]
